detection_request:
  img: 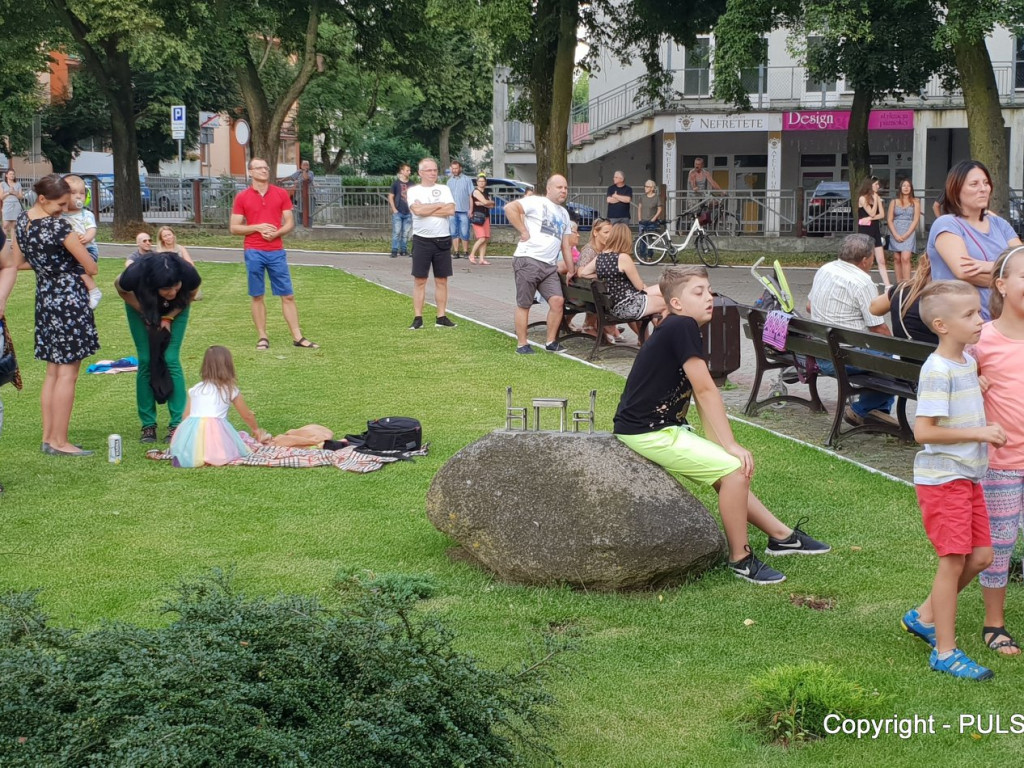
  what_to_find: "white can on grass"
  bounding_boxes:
[108,434,122,464]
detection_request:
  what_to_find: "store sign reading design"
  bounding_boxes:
[783,110,914,131]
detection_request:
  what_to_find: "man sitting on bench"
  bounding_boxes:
[807,234,896,427]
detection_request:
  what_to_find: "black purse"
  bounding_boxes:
[0,316,22,390]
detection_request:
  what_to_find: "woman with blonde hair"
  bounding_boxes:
[578,223,666,329]
[869,254,937,344]
[156,226,196,265]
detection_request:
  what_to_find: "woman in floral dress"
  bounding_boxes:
[0,175,99,456]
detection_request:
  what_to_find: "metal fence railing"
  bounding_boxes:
[12,173,1023,239]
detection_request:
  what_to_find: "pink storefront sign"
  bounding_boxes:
[783,110,914,131]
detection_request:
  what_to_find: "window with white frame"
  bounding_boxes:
[739,37,769,97]
[1016,37,1024,90]
[684,37,711,96]
[804,36,838,94]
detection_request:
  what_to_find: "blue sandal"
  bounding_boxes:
[930,649,993,681]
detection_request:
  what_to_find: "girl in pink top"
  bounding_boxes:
[973,246,1024,656]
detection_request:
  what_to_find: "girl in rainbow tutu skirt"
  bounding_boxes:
[170,345,270,467]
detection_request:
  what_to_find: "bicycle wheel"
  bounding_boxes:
[715,210,739,237]
[634,232,668,265]
[695,234,720,268]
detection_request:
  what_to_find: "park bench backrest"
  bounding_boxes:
[826,326,934,384]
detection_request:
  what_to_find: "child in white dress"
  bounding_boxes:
[169,346,270,467]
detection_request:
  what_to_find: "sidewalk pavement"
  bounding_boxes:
[102,245,918,482]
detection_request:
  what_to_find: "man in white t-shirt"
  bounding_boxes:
[407,157,457,330]
[807,233,896,426]
[504,174,575,354]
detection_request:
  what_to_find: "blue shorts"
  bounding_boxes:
[244,249,294,297]
[450,212,470,241]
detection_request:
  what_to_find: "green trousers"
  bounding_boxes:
[125,305,190,428]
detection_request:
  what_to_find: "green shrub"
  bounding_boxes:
[740,663,887,747]
[0,569,563,767]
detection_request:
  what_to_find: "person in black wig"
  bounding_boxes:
[115,251,201,444]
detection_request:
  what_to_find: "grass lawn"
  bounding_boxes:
[1,262,1021,765]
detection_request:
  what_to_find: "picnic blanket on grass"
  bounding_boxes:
[146,432,428,473]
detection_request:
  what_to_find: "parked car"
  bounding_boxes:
[76,173,152,212]
[805,181,854,235]
[75,174,115,212]
[484,177,597,230]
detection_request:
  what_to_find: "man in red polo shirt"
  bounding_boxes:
[230,157,318,350]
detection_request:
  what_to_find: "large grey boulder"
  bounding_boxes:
[426,430,726,590]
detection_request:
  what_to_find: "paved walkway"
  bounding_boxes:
[103,245,918,482]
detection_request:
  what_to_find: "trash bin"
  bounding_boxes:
[702,293,741,386]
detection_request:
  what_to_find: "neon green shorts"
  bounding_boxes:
[616,426,742,486]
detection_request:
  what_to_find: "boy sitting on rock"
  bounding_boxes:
[613,265,830,584]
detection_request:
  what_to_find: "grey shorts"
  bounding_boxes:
[513,257,561,308]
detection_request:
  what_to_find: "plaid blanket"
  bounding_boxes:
[146,432,428,473]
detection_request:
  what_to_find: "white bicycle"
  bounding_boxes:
[633,205,720,267]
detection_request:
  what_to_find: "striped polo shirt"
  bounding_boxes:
[913,352,988,485]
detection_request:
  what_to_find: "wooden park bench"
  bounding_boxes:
[741,306,936,448]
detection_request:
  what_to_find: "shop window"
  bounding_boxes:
[734,155,768,168]
[684,37,711,96]
[801,154,837,168]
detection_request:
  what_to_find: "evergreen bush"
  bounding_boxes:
[0,569,563,767]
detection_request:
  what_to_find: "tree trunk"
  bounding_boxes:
[955,32,1008,215]
[529,0,578,188]
[846,87,873,203]
[108,73,145,238]
[439,125,452,169]
[45,1,144,236]
[231,0,321,183]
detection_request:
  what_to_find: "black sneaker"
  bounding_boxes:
[409,316,423,330]
[164,426,177,444]
[436,316,457,328]
[516,344,535,355]
[140,425,157,444]
[765,517,831,556]
[390,251,398,258]
[729,546,786,584]
[545,342,568,353]
[453,252,463,259]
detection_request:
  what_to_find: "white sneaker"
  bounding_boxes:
[88,289,102,309]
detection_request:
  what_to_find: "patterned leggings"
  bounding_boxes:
[979,468,1024,589]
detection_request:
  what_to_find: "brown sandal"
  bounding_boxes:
[256,338,270,350]
[293,337,319,349]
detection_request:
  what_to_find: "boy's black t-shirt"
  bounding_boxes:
[613,314,705,435]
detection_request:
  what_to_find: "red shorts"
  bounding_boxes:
[916,480,992,556]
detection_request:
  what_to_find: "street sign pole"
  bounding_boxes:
[171,105,187,212]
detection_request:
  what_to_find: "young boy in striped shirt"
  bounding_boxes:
[901,280,1006,680]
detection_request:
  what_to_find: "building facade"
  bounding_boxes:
[493,26,1024,234]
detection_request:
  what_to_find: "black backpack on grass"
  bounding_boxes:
[343,417,423,455]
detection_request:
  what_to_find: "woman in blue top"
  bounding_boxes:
[927,160,1022,321]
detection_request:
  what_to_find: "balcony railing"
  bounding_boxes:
[503,62,1023,153]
